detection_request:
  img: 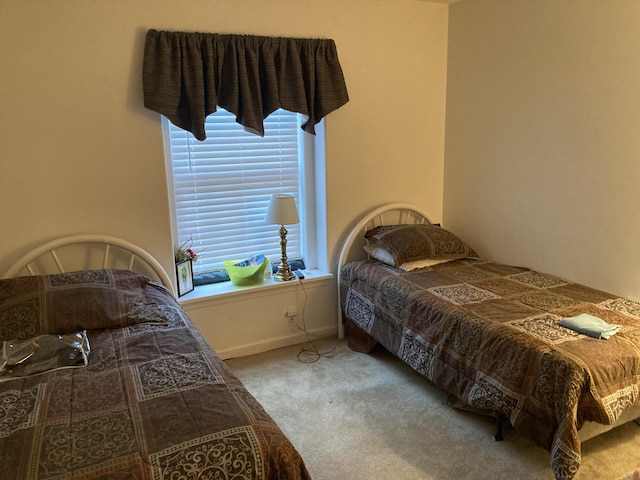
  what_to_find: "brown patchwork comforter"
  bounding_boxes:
[340,258,640,479]
[0,269,310,480]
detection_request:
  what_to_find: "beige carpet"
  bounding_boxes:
[226,338,640,480]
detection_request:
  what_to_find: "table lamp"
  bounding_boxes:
[265,194,299,281]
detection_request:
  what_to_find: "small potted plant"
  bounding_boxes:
[174,238,198,263]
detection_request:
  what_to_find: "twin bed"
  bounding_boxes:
[4,208,639,480]
[338,204,640,480]
[0,236,310,480]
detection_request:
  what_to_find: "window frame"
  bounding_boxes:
[162,111,326,285]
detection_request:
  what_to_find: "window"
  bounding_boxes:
[163,109,321,281]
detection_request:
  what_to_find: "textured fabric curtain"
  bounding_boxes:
[143,29,349,140]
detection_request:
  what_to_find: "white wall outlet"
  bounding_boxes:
[286,306,298,319]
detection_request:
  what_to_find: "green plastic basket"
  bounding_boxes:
[224,257,269,286]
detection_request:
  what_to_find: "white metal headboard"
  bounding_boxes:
[3,234,174,294]
[336,203,432,338]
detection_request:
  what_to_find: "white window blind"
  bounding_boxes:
[164,108,304,276]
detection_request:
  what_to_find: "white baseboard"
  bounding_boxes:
[217,325,337,360]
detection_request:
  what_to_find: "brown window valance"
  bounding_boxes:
[143,29,349,140]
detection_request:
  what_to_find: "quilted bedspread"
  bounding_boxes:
[0,269,310,480]
[340,258,640,479]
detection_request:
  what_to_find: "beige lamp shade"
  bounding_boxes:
[265,194,300,225]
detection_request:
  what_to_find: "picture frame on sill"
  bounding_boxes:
[176,259,194,297]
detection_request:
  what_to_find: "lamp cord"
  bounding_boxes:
[294,277,335,363]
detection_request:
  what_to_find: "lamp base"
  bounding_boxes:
[273,224,296,281]
[274,262,296,281]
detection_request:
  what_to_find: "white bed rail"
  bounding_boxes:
[336,203,432,338]
[3,234,174,294]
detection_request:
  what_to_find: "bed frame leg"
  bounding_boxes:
[494,413,505,441]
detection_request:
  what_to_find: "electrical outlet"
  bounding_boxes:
[286,306,298,318]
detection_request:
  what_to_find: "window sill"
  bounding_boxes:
[177,269,333,307]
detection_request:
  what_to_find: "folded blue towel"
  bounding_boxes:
[559,313,621,340]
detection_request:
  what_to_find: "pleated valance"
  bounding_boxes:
[143,29,349,140]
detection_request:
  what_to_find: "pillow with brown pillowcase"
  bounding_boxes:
[0,269,172,342]
[363,224,478,268]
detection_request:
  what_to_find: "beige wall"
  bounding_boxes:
[0,0,448,355]
[444,0,640,301]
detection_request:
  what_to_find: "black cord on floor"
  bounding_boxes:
[294,276,335,363]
